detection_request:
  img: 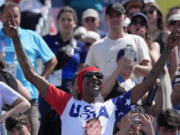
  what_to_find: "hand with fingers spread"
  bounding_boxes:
[139,114,154,135]
[3,10,18,38]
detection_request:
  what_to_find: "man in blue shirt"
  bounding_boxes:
[0,1,57,135]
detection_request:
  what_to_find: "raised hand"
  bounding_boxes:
[139,114,154,135]
[137,27,146,38]
[166,24,180,50]
[3,10,18,38]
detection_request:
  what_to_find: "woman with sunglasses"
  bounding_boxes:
[142,2,165,44]
[142,2,178,80]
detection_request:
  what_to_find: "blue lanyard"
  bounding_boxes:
[117,75,125,83]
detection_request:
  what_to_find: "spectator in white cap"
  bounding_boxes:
[167,11,180,32]
[81,31,100,51]
[166,6,180,23]
[167,7,180,108]
[166,7,180,66]
[82,8,107,38]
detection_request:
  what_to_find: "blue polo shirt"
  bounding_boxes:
[43,33,86,80]
[0,27,55,101]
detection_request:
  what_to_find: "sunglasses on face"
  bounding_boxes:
[143,8,156,15]
[85,17,96,23]
[169,21,176,26]
[131,20,146,26]
[83,72,104,79]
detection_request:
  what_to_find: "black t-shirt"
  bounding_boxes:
[104,80,126,101]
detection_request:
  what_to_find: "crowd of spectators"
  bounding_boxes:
[1,0,180,135]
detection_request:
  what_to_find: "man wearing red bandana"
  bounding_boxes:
[5,4,180,135]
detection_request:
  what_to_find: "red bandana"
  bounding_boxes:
[78,67,100,98]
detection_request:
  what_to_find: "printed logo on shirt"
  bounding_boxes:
[69,104,109,120]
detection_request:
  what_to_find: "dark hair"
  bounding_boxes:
[6,114,30,131]
[56,6,77,23]
[142,2,165,31]
[105,2,126,15]
[157,109,180,130]
[0,1,19,14]
[130,15,148,28]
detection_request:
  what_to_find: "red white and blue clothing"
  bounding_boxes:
[45,84,134,135]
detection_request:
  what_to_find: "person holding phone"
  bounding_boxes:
[5,2,180,135]
[102,48,136,101]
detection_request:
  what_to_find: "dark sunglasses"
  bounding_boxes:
[83,72,104,79]
[143,8,155,15]
[85,17,96,23]
[169,21,179,26]
[131,20,146,26]
[85,42,92,47]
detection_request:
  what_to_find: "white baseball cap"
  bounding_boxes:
[82,9,99,20]
[168,13,180,22]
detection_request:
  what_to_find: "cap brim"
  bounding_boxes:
[168,14,180,22]
[82,14,98,19]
